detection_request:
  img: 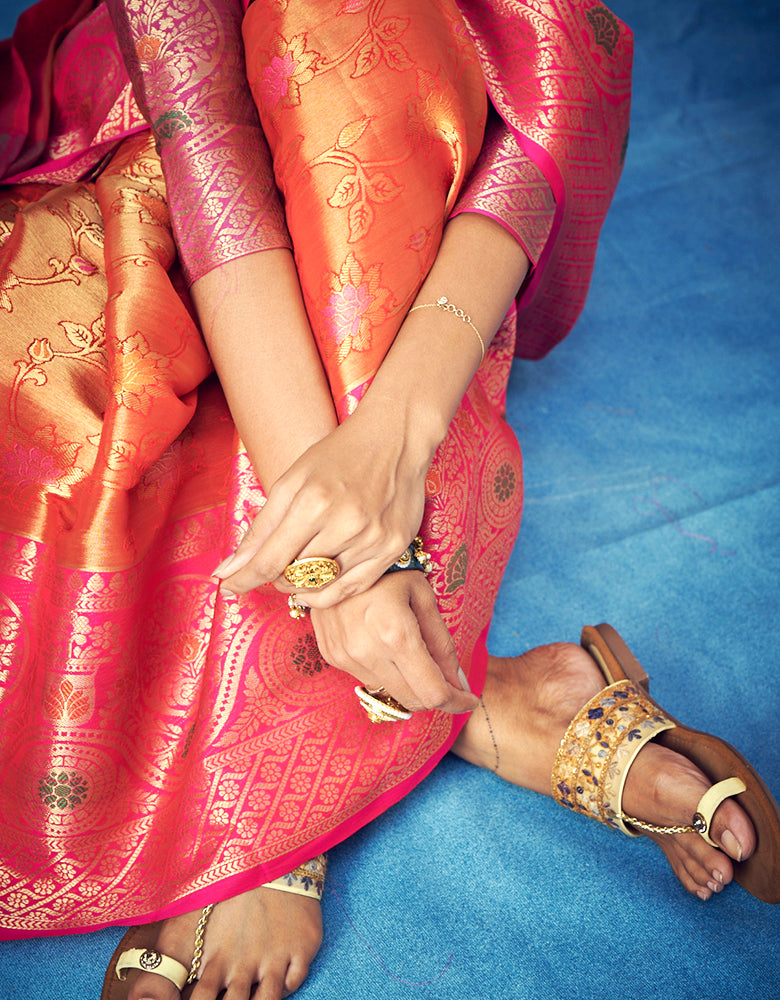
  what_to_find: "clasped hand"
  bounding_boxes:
[213,406,433,608]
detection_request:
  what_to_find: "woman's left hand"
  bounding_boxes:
[213,399,438,608]
[310,571,477,715]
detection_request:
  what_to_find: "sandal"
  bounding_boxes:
[100,906,213,1000]
[551,623,780,903]
[100,856,327,998]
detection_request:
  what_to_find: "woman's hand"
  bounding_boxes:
[310,571,477,715]
[213,396,438,608]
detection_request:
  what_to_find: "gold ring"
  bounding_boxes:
[283,556,340,590]
[354,685,412,723]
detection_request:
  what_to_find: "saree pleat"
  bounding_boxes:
[0,3,526,937]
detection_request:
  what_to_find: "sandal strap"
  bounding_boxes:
[552,680,675,836]
[693,776,747,846]
[116,948,189,990]
[621,776,747,841]
[263,853,327,899]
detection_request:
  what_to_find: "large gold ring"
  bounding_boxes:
[283,556,340,590]
[354,685,412,724]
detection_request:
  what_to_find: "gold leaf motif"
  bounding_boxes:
[328,175,360,209]
[382,42,413,72]
[347,200,374,242]
[353,43,381,77]
[366,172,402,204]
[336,116,370,149]
[376,17,409,42]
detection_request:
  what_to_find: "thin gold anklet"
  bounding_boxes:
[479,696,500,773]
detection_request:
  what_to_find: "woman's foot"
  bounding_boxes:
[452,642,757,901]
[124,886,322,1000]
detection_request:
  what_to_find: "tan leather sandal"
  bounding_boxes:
[101,906,213,1000]
[100,856,327,998]
[551,623,780,904]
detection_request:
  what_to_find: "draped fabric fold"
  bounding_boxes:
[0,0,630,938]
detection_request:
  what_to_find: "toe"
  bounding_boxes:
[127,971,181,1000]
[708,795,756,863]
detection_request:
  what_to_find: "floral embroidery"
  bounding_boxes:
[153,110,194,143]
[256,34,319,110]
[111,332,172,415]
[39,770,89,811]
[586,7,621,56]
[135,35,163,62]
[551,681,674,835]
[444,543,468,593]
[290,632,326,676]
[493,461,516,503]
[43,678,92,725]
[321,253,392,361]
[263,854,327,899]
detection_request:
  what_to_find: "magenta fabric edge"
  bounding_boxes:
[0,125,147,186]
[0,628,490,941]
[508,128,566,320]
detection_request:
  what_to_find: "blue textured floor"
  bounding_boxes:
[1,1,779,997]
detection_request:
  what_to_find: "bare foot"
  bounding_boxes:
[124,886,322,1000]
[453,642,756,900]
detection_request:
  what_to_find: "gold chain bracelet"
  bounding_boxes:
[408,296,486,361]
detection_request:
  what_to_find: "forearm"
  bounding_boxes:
[361,213,530,465]
[191,250,337,488]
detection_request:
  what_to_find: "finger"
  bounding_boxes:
[216,505,323,593]
[409,577,469,692]
[311,615,424,712]
[381,613,475,715]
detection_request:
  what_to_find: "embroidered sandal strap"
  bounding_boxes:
[263,854,327,899]
[551,680,675,836]
[552,682,749,842]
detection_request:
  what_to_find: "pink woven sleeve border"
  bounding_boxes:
[106,0,291,286]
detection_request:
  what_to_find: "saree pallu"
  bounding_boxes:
[0,0,631,938]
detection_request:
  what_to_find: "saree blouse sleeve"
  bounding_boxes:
[105,0,290,286]
[450,107,555,269]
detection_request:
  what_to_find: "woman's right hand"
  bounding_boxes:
[310,571,478,716]
[213,396,440,608]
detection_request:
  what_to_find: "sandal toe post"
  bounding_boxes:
[552,624,780,903]
[115,947,189,989]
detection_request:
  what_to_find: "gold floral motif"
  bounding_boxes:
[321,253,393,361]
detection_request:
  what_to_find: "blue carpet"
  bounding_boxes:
[1,1,779,997]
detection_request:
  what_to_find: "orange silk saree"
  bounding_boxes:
[0,0,631,936]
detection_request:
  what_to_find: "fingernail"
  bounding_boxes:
[212,552,237,578]
[712,869,724,884]
[721,829,743,861]
[457,667,471,693]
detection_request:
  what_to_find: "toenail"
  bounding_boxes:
[721,829,743,861]
[707,880,721,893]
[696,888,710,901]
[712,869,724,884]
